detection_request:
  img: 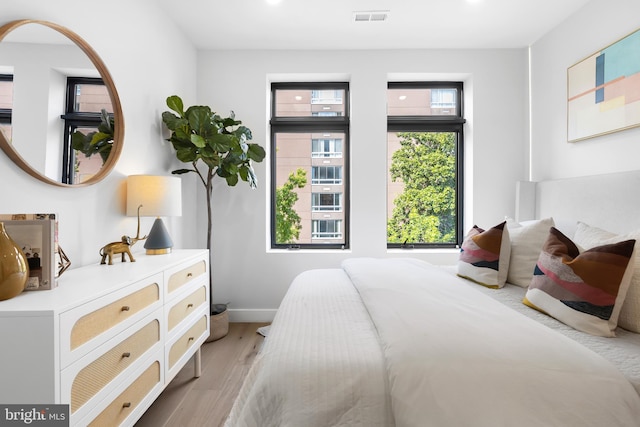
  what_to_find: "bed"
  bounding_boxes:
[226,172,640,427]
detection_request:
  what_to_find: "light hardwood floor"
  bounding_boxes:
[135,322,268,427]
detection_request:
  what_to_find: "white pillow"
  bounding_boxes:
[506,217,555,287]
[573,222,640,333]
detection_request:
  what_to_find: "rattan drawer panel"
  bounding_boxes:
[71,319,160,413]
[70,283,160,350]
[169,315,207,369]
[87,360,161,427]
[167,260,206,294]
[168,285,207,332]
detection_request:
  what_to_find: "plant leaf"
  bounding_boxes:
[176,147,198,162]
[187,106,214,136]
[248,143,266,162]
[166,95,184,117]
[162,111,186,131]
[172,169,195,175]
[191,134,207,148]
[225,174,239,186]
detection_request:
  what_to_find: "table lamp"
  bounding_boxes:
[126,175,182,255]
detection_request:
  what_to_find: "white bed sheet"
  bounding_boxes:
[344,258,640,427]
[227,259,640,427]
[440,264,640,395]
[225,268,394,427]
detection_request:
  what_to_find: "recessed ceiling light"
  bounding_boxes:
[295,95,302,101]
[399,95,407,101]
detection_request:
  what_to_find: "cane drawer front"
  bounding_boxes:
[87,360,161,427]
[61,274,162,368]
[166,259,207,297]
[69,318,160,414]
[167,284,207,333]
[168,314,207,370]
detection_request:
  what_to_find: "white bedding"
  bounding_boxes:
[440,265,640,395]
[227,258,640,427]
[225,268,394,427]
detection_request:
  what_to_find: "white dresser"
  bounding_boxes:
[0,249,209,426]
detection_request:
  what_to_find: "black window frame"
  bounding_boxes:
[387,81,465,249]
[0,74,13,127]
[60,76,108,184]
[270,81,350,250]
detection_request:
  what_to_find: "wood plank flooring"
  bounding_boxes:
[135,322,268,427]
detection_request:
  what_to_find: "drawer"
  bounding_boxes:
[166,259,207,296]
[87,360,161,427]
[61,274,162,368]
[168,313,207,371]
[167,284,207,333]
[69,319,160,414]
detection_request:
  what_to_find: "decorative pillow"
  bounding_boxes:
[523,227,636,337]
[506,217,555,287]
[458,221,510,288]
[573,222,640,333]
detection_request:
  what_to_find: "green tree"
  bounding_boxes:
[388,132,456,244]
[276,168,307,244]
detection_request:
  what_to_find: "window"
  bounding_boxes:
[312,219,342,239]
[271,82,349,249]
[311,166,342,185]
[311,138,342,157]
[387,82,465,248]
[0,74,13,141]
[312,193,342,212]
[61,77,112,184]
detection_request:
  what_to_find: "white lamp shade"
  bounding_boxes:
[126,175,182,217]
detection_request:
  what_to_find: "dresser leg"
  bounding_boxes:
[194,347,202,378]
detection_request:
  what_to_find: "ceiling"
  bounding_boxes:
[157,0,591,50]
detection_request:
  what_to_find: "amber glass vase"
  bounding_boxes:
[0,222,28,301]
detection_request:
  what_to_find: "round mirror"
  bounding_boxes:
[0,19,123,187]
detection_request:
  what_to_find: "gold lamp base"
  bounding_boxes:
[146,248,172,255]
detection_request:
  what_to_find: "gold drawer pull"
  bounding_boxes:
[122,352,131,358]
[187,303,194,308]
[121,306,130,311]
[122,402,131,408]
[187,272,193,278]
[188,337,194,342]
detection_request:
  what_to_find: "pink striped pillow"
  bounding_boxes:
[457,221,510,288]
[523,227,635,337]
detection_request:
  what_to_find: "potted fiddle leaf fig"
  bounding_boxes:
[161,95,266,336]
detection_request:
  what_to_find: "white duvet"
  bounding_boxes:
[226,258,640,427]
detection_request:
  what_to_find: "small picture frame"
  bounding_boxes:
[2,217,56,290]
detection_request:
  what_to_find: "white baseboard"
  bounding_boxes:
[228,308,277,323]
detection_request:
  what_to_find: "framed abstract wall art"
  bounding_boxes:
[567,27,640,142]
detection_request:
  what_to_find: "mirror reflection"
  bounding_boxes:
[0,20,122,186]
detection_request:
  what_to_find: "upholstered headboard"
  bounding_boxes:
[516,170,640,235]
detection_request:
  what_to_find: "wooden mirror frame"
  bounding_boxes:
[0,19,124,187]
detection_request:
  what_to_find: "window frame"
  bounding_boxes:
[387,81,465,249]
[60,76,108,184]
[0,74,13,128]
[270,81,350,250]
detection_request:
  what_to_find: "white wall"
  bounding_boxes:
[197,48,529,320]
[0,0,198,267]
[530,0,640,181]
[0,2,530,322]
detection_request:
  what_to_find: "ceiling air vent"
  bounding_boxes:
[353,10,390,23]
